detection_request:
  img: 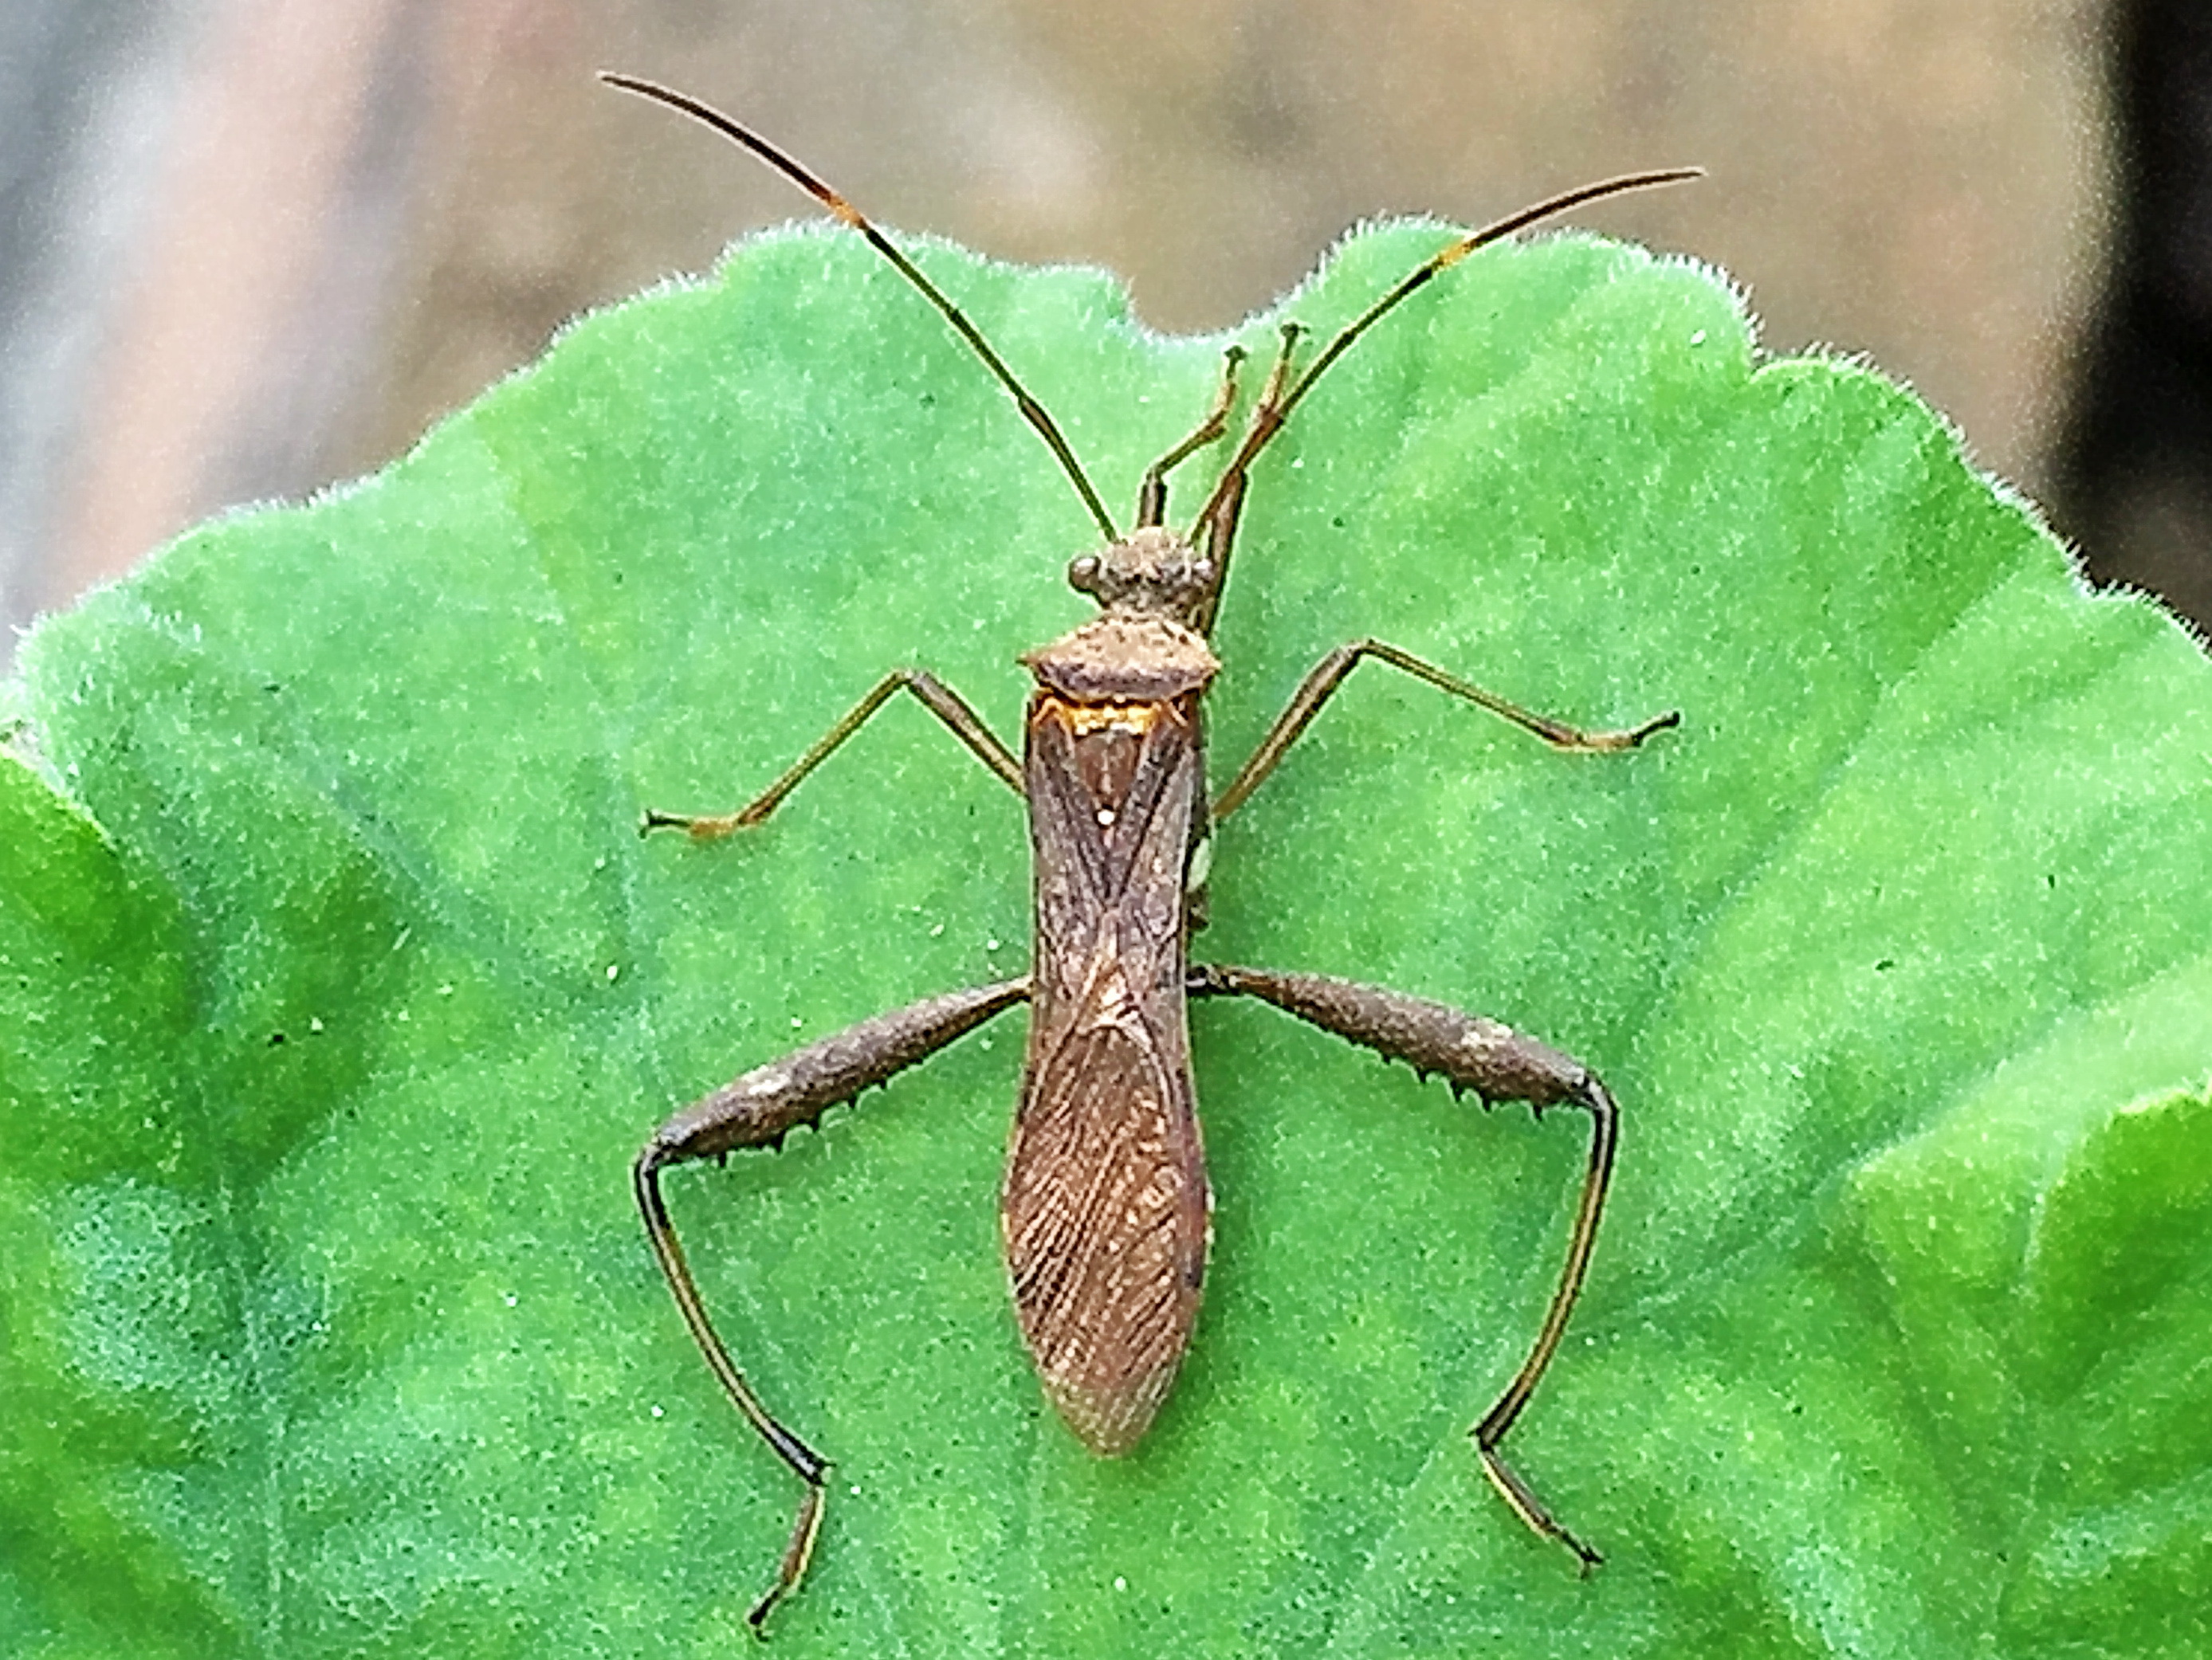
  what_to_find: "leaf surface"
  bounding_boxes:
[5,219,2210,1657]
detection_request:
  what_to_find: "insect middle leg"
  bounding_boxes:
[1214,640,1679,819]
[1188,962,1617,1569]
[636,977,1030,1630]
[642,668,1022,839]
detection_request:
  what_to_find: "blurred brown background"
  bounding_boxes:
[9,0,2197,668]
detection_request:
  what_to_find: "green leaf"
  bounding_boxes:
[6,218,2210,1657]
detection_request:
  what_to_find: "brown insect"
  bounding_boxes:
[608,72,1691,1633]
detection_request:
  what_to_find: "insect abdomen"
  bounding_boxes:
[1005,692,1211,1454]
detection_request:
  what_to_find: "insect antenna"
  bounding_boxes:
[601,72,1121,543]
[1188,166,1703,540]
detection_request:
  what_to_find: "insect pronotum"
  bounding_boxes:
[607,71,1692,1633]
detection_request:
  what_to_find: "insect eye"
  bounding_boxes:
[1068,555,1102,593]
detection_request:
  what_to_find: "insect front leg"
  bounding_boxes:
[1134,343,1247,528]
[1188,963,1616,1571]
[636,977,1029,1631]
[642,668,1022,839]
[1189,322,1304,636]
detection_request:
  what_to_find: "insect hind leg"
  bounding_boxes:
[636,978,1030,1628]
[1189,961,1614,1569]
